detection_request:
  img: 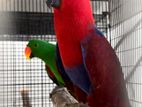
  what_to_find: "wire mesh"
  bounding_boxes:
[0,0,109,107]
[0,35,56,107]
[109,0,142,107]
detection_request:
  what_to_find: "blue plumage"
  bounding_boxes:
[56,44,71,81]
[64,64,91,95]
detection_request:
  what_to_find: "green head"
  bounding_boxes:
[25,39,56,62]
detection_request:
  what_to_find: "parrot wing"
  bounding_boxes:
[80,26,130,107]
[56,44,87,103]
[45,64,61,86]
[56,44,75,94]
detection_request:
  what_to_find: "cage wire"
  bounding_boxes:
[109,0,142,107]
[0,0,109,107]
[1,0,142,107]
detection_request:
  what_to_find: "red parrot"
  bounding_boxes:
[46,0,131,107]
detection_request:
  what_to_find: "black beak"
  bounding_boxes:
[46,0,60,8]
[29,52,34,59]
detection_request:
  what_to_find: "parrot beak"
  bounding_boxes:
[25,46,32,60]
[46,0,60,8]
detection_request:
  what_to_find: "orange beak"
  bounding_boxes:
[25,46,31,60]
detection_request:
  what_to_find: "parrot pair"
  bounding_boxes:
[25,40,87,103]
[44,0,131,107]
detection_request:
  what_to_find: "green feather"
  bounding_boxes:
[27,40,64,86]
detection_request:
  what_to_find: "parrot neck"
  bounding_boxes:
[40,51,56,72]
[44,56,56,72]
[54,0,94,40]
[53,0,95,67]
[39,48,56,69]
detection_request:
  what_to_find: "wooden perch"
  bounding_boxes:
[50,86,89,107]
[20,88,32,107]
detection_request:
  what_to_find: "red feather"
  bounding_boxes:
[81,34,131,107]
[53,0,131,106]
[54,0,94,67]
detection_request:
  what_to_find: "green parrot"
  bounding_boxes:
[25,40,64,86]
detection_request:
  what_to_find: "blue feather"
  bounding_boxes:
[64,64,91,95]
[56,44,71,81]
[95,26,104,37]
[56,44,91,94]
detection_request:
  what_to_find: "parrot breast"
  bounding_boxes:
[53,0,94,67]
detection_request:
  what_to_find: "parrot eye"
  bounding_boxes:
[34,44,38,48]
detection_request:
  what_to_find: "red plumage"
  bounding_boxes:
[54,0,94,67]
[73,85,87,103]
[52,0,131,106]
[81,34,130,107]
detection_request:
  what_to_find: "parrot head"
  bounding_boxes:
[46,0,61,8]
[46,0,92,10]
[25,40,55,61]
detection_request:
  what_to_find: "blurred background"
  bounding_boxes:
[0,0,141,107]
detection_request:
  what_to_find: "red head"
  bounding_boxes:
[46,0,95,41]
